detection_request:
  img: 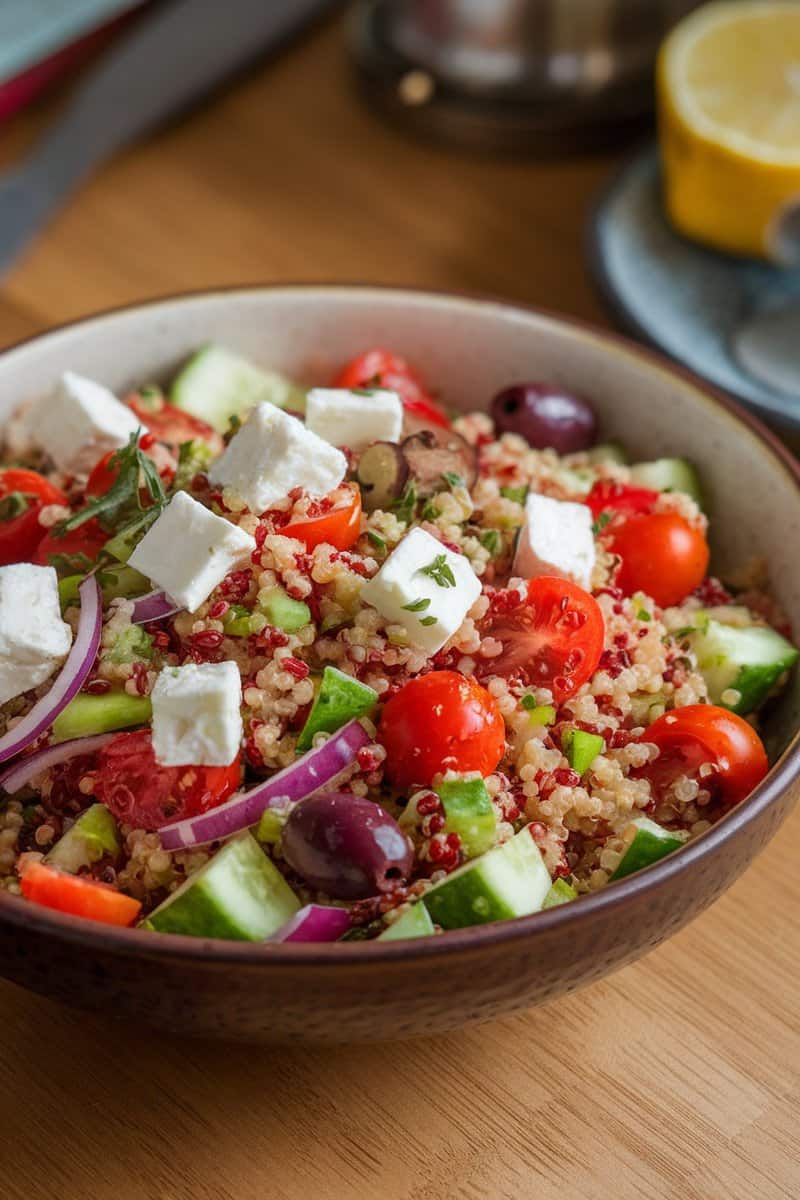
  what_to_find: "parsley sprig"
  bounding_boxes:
[419,553,456,589]
[55,430,166,536]
[591,511,612,536]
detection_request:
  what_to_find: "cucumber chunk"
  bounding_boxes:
[255,805,289,846]
[378,903,435,941]
[609,817,688,882]
[435,775,498,859]
[630,458,703,507]
[46,804,120,874]
[563,729,604,777]
[296,666,377,752]
[108,624,154,665]
[142,832,300,940]
[542,878,578,908]
[586,442,629,466]
[423,827,551,930]
[52,692,153,742]
[689,618,798,715]
[171,344,306,433]
[259,586,311,633]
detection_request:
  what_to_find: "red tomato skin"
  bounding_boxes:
[126,391,224,454]
[20,862,142,926]
[0,470,70,565]
[586,480,658,522]
[93,730,241,831]
[640,705,768,808]
[35,520,109,566]
[334,348,450,428]
[379,670,505,789]
[0,468,67,507]
[478,577,605,704]
[282,487,362,551]
[610,513,709,608]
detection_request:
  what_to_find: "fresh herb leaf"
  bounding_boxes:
[671,626,696,640]
[367,530,386,551]
[419,553,456,588]
[421,499,439,521]
[224,413,242,443]
[351,388,376,397]
[48,551,94,576]
[419,615,438,626]
[500,485,528,505]
[391,482,418,525]
[637,608,651,622]
[442,471,464,489]
[402,597,431,613]
[0,492,30,521]
[55,431,165,536]
[591,512,612,535]
[480,529,501,556]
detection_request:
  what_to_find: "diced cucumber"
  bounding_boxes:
[563,729,604,776]
[259,586,311,633]
[688,618,799,715]
[378,903,435,941]
[520,699,556,725]
[46,804,120,874]
[255,805,289,846]
[171,344,306,433]
[52,692,152,742]
[435,775,497,859]
[58,574,83,610]
[142,832,300,940]
[586,442,629,466]
[223,604,252,637]
[542,878,578,909]
[630,458,703,507]
[296,666,377,753]
[423,827,551,930]
[108,624,154,665]
[97,564,151,603]
[609,817,688,882]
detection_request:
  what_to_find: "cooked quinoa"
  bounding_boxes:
[0,349,794,942]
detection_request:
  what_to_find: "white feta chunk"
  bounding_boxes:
[152,660,243,767]
[29,372,146,474]
[210,403,346,514]
[360,527,481,655]
[0,564,72,705]
[305,388,403,450]
[513,492,595,591]
[128,491,255,614]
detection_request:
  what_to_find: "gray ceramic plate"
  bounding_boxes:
[590,147,800,440]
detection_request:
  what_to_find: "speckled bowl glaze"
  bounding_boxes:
[1,286,799,1043]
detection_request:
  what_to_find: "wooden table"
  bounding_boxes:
[1,15,798,1200]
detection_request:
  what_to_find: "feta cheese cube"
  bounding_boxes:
[305,388,403,450]
[152,660,243,767]
[360,527,481,655]
[0,564,72,705]
[513,492,595,591]
[210,403,347,514]
[129,491,256,614]
[29,372,146,474]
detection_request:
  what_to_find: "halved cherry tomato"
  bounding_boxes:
[334,348,450,429]
[35,520,109,566]
[379,670,505,789]
[586,480,658,523]
[126,389,224,454]
[0,469,70,566]
[85,433,173,501]
[609,512,709,608]
[20,861,142,927]
[638,705,768,810]
[93,730,241,831]
[477,576,605,704]
[282,485,362,551]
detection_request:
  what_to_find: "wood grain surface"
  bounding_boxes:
[0,13,797,1200]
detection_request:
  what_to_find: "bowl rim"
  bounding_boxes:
[1,281,798,967]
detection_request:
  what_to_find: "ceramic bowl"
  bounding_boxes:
[1,286,799,1043]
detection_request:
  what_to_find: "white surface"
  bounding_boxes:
[210,402,346,513]
[0,563,72,705]
[360,526,481,655]
[305,387,403,449]
[151,660,243,767]
[513,492,595,590]
[128,491,255,614]
[28,370,145,474]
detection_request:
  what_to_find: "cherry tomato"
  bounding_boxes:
[378,670,505,789]
[477,577,605,704]
[638,705,768,810]
[609,513,709,608]
[586,480,658,523]
[0,468,67,507]
[20,861,142,927]
[334,348,450,429]
[0,469,70,566]
[126,389,224,454]
[93,730,241,831]
[85,434,174,501]
[282,485,362,551]
[35,520,109,567]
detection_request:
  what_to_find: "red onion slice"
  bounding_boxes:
[158,719,371,850]
[268,904,350,944]
[0,733,114,794]
[0,576,102,765]
[131,589,181,625]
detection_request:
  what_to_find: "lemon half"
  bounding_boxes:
[658,1,800,265]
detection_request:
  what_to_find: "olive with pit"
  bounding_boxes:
[491,383,597,454]
[356,442,409,512]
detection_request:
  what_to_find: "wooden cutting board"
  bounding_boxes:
[0,15,797,1200]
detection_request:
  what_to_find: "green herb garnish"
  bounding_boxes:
[173,439,214,492]
[500,485,528,505]
[421,499,439,521]
[637,608,651,622]
[419,553,456,589]
[391,482,418,525]
[224,413,242,443]
[442,471,464,489]
[367,530,386,552]
[402,597,431,612]
[55,431,166,537]
[419,615,439,626]
[480,529,501,556]
[592,512,613,535]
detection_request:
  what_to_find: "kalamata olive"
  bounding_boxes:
[400,428,478,496]
[490,383,597,454]
[281,792,414,899]
[356,442,409,512]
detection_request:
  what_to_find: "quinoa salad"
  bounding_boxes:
[0,344,795,943]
